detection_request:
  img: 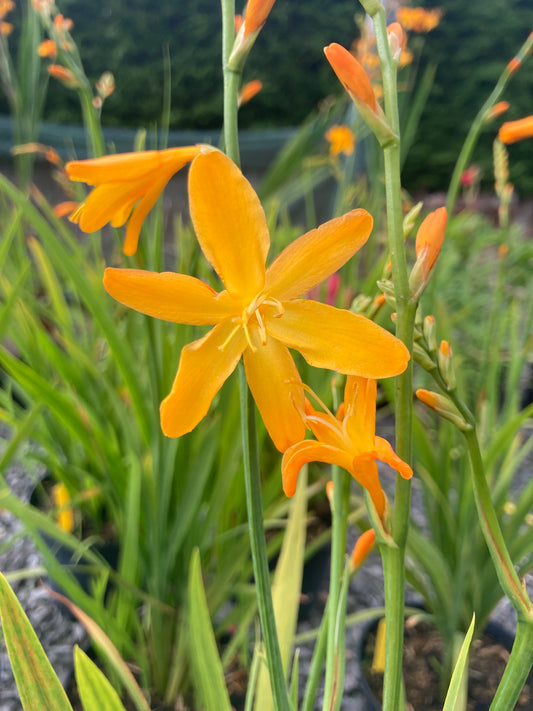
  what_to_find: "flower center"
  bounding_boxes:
[218,293,284,352]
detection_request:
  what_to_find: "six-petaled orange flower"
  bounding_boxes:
[498,116,533,145]
[282,376,412,518]
[325,125,355,157]
[103,150,409,451]
[66,146,203,255]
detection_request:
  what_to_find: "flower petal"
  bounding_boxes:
[350,456,386,517]
[75,181,142,232]
[243,327,305,451]
[123,174,172,256]
[103,268,236,324]
[265,209,373,300]
[266,300,410,378]
[374,436,413,479]
[160,322,247,437]
[188,150,269,300]
[344,376,377,450]
[66,146,201,185]
[282,441,353,496]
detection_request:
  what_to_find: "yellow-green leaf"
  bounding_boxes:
[0,572,73,711]
[74,646,127,711]
[188,548,232,711]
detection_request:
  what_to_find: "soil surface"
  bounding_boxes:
[362,618,533,711]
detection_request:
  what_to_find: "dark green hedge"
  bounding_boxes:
[43,0,360,129]
[401,0,533,194]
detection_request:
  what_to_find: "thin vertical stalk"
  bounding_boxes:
[238,365,291,711]
[220,1,289,708]
[369,5,416,710]
[322,465,350,710]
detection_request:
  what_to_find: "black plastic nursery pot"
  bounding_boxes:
[357,612,533,711]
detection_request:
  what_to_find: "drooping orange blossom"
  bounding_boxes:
[498,116,533,145]
[66,145,203,255]
[103,149,410,451]
[282,376,412,518]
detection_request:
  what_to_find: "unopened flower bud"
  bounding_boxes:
[416,389,471,431]
[409,207,447,300]
[423,315,437,354]
[413,343,437,372]
[438,340,456,390]
[387,23,404,63]
[403,201,423,239]
[350,529,376,573]
[351,293,372,313]
[486,101,510,121]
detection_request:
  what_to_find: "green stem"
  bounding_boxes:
[446,32,533,218]
[220,0,241,165]
[371,6,416,710]
[489,617,533,711]
[220,2,289,707]
[238,365,291,711]
[322,465,349,710]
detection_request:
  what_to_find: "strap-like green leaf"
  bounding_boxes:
[188,548,232,711]
[0,572,73,711]
[442,614,475,711]
[74,646,127,711]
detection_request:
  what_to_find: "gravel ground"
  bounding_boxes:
[0,428,531,710]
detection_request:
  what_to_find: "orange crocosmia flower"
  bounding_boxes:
[397,7,443,33]
[66,145,203,255]
[0,0,14,19]
[242,0,277,38]
[238,79,262,106]
[38,39,58,58]
[415,206,447,274]
[103,150,410,451]
[0,21,12,35]
[282,377,412,518]
[325,125,355,157]
[498,116,533,145]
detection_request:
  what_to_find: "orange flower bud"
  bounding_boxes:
[0,21,12,35]
[487,101,510,121]
[506,57,521,74]
[238,79,263,107]
[498,243,509,259]
[498,116,533,145]
[387,22,404,61]
[53,13,74,33]
[397,7,443,33]
[324,42,378,112]
[416,389,470,431]
[38,39,58,58]
[242,0,277,38]
[415,207,447,271]
[234,14,244,33]
[350,529,376,573]
[48,64,78,87]
[53,201,79,218]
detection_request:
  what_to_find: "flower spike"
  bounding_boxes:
[104,150,410,450]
